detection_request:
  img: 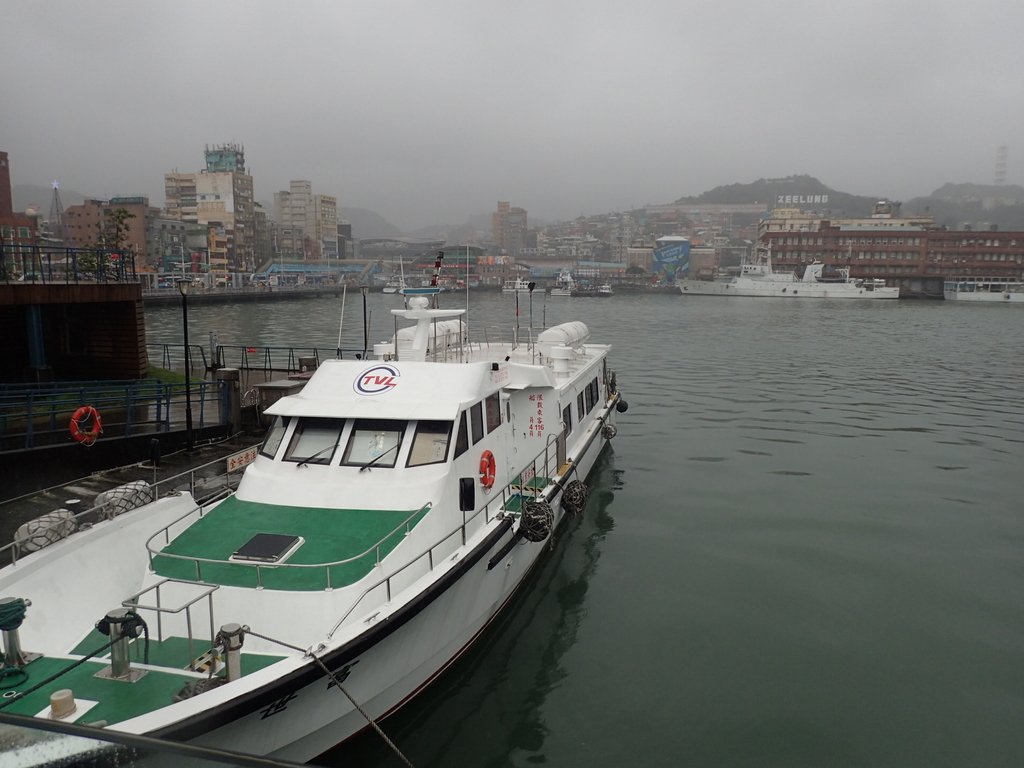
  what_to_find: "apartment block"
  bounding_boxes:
[492,201,528,258]
[162,143,256,274]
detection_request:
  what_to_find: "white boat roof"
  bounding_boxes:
[265,359,501,421]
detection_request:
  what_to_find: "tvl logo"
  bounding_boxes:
[354,365,399,395]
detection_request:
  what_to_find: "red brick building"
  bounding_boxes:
[760,204,1024,295]
[0,151,38,258]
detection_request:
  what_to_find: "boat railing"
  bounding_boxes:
[402,321,529,364]
[121,578,220,671]
[326,433,567,639]
[143,502,434,591]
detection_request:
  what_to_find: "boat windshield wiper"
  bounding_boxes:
[358,442,400,472]
[296,443,341,468]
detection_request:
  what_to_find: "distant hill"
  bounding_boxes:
[410,212,495,244]
[903,183,1024,230]
[338,207,401,239]
[676,174,883,216]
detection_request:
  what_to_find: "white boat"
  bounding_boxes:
[678,245,900,299]
[0,293,627,763]
[943,276,1024,303]
[549,269,576,297]
[502,277,542,294]
[597,283,614,298]
[380,276,405,294]
[381,259,407,294]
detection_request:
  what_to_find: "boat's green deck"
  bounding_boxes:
[0,634,285,725]
[2,656,198,725]
[152,496,428,590]
[1,638,280,729]
[70,630,283,676]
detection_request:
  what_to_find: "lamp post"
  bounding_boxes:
[176,278,195,452]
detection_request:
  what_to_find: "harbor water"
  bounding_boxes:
[145,291,1024,767]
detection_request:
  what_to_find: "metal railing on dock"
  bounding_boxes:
[146,344,368,379]
[0,242,138,284]
[0,378,224,451]
[215,345,368,376]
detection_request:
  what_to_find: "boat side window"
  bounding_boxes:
[342,419,406,468]
[588,377,599,413]
[259,416,290,459]
[453,412,469,458]
[485,393,502,433]
[470,402,484,444]
[584,381,594,412]
[283,417,346,465]
[408,420,454,466]
[562,404,572,435]
[577,392,585,422]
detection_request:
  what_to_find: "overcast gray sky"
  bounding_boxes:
[2,0,1022,230]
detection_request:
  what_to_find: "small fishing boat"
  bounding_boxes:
[0,289,627,763]
[501,277,542,294]
[380,276,406,294]
[549,269,576,297]
[597,283,614,297]
[943,276,1024,303]
[381,258,407,294]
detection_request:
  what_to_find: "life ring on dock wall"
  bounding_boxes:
[479,450,496,489]
[69,405,103,446]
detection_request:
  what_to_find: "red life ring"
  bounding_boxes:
[479,450,496,489]
[69,405,103,446]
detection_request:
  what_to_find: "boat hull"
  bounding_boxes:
[157,423,611,762]
[678,278,899,299]
[943,290,1024,303]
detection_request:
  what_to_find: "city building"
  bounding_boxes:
[274,181,339,260]
[274,180,311,259]
[252,203,272,269]
[759,201,1024,294]
[313,194,339,259]
[492,201,528,258]
[163,144,256,275]
[338,220,354,259]
[0,151,38,257]
[63,196,161,267]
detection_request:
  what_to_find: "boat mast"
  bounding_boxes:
[336,282,347,359]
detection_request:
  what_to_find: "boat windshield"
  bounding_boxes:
[342,419,406,468]
[283,417,346,465]
[260,416,290,458]
[407,420,454,466]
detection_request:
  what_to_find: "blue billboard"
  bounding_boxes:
[653,240,690,283]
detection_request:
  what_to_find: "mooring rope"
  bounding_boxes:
[0,597,29,632]
[0,638,117,707]
[243,626,414,768]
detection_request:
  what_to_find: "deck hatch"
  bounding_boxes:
[231,533,303,563]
